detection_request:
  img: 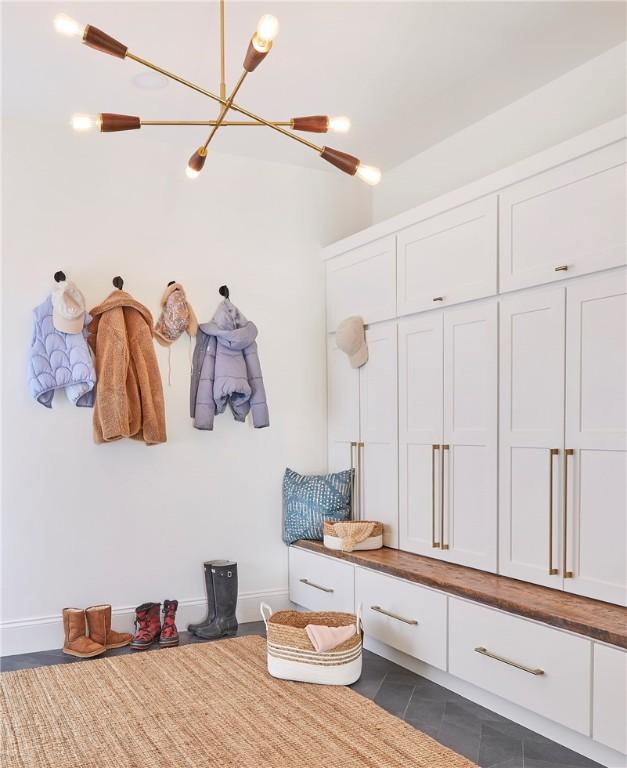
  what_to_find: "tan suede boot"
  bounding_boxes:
[62,608,106,658]
[86,604,133,650]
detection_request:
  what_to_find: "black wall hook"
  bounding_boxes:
[54,271,66,283]
[218,285,230,300]
[112,276,124,290]
[167,280,176,287]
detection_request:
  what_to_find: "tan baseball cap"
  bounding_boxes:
[336,316,368,368]
[51,280,86,334]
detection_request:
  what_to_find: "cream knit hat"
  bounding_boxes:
[336,316,368,368]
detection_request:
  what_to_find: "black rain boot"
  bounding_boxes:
[187,561,219,634]
[193,561,238,639]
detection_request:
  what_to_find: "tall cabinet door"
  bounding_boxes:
[564,271,627,606]
[499,287,566,588]
[398,313,444,556]
[442,301,498,571]
[327,335,359,474]
[359,321,398,547]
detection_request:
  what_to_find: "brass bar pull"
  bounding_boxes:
[371,606,418,626]
[359,442,365,521]
[432,445,441,548]
[433,296,444,302]
[548,449,559,575]
[441,445,450,550]
[350,441,357,520]
[474,646,544,676]
[299,578,334,594]
[554,265,569,272]
[563,449,574,578]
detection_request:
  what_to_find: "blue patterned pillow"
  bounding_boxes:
[282,467,353,544]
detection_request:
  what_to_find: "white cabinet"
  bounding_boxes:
[399,302,497,571]
[499,287,566,588]
[499,271,627,605]
[397,196,497,316]
[356,567,447,670]
[449,598,592,735]
[327,322,398,547]
[499,141,627,292]
[593,643,627,754]
[288,547,354,613]
[326,236,396,331]
[563,272,627,606]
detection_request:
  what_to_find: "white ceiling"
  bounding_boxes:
[3,1,626,171]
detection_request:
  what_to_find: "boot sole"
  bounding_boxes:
[130,640,159,651]
[159,639,180,647]
[106,639,132,650]
[63,647,106,658]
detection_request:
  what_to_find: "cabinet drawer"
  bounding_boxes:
[449,598,591,735]
[593,643,627,754]
[397,196,497,316]
[288,547,354,613]
[499,140,627,292]
[356,567,447,670]
[326,236,396,330]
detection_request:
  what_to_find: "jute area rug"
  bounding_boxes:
[1,635,477,767]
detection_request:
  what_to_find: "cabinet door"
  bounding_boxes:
[499,288,566,588]
[396,196,497,316]
[564,271,627,606]
[592,643,627,754]
[499,141,627,292]
[327,335,359,476]
[326,236,396,331]
[398,313,444,556]
[442,301,497,571]
[359,321,398,547]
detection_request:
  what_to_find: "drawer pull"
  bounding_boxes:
[299,578,334,593]
[370,605,418,626]
[554,265,568,272]
[474,646,544,676]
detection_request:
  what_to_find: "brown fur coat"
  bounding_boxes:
[88,290,166,445]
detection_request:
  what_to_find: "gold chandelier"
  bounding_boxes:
[54,2,381,185]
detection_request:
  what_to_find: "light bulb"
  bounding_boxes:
[356,164,381,186]
[256,14,279,44]
[186,166,200,179]
[328,116,351,134]
[70,114,100,132]
[53,13,84,37]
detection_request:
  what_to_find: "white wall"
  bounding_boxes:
[373,42,627,222]
[0,118,371,654]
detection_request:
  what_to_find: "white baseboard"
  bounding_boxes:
[0,589,290,657]
[364,636,626,768]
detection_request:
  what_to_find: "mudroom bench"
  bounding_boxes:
[288,541,627,767]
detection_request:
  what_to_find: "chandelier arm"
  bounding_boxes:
[140,120,293,127]
[219,0,226,100]
[201,70,248,150]
[125,51,322,152]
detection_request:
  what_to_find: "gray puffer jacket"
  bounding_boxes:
[190,299,269,430]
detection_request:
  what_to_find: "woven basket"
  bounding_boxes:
[323,520,384,552]
[260,603,362,685]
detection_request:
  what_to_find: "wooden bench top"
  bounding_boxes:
[293,540,627,649]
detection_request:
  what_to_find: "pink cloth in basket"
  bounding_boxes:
[305,623,356,652]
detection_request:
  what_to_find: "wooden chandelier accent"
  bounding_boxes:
[57,1,381,184]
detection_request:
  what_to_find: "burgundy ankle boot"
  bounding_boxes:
[130,602,161,650]
[159,600,179,648]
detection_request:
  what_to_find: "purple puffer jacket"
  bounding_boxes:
[190,300,269,430]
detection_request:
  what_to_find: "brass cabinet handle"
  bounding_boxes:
[554,265,568,272]
[432,444,441,548]
[350,441,357,520]
[300,578,334,594]
[371,605,418,626]
[474,646,545,676]
[563,449,574,578]
[548,449,559,575]
[441,445,450,550]
[357,441,364,521]
[433,296,444,302]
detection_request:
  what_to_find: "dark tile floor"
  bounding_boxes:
[1,622,605,768]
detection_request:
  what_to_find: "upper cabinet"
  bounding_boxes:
[326,235,396,332]
[499,140,627,292]
[396,196,498,316]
